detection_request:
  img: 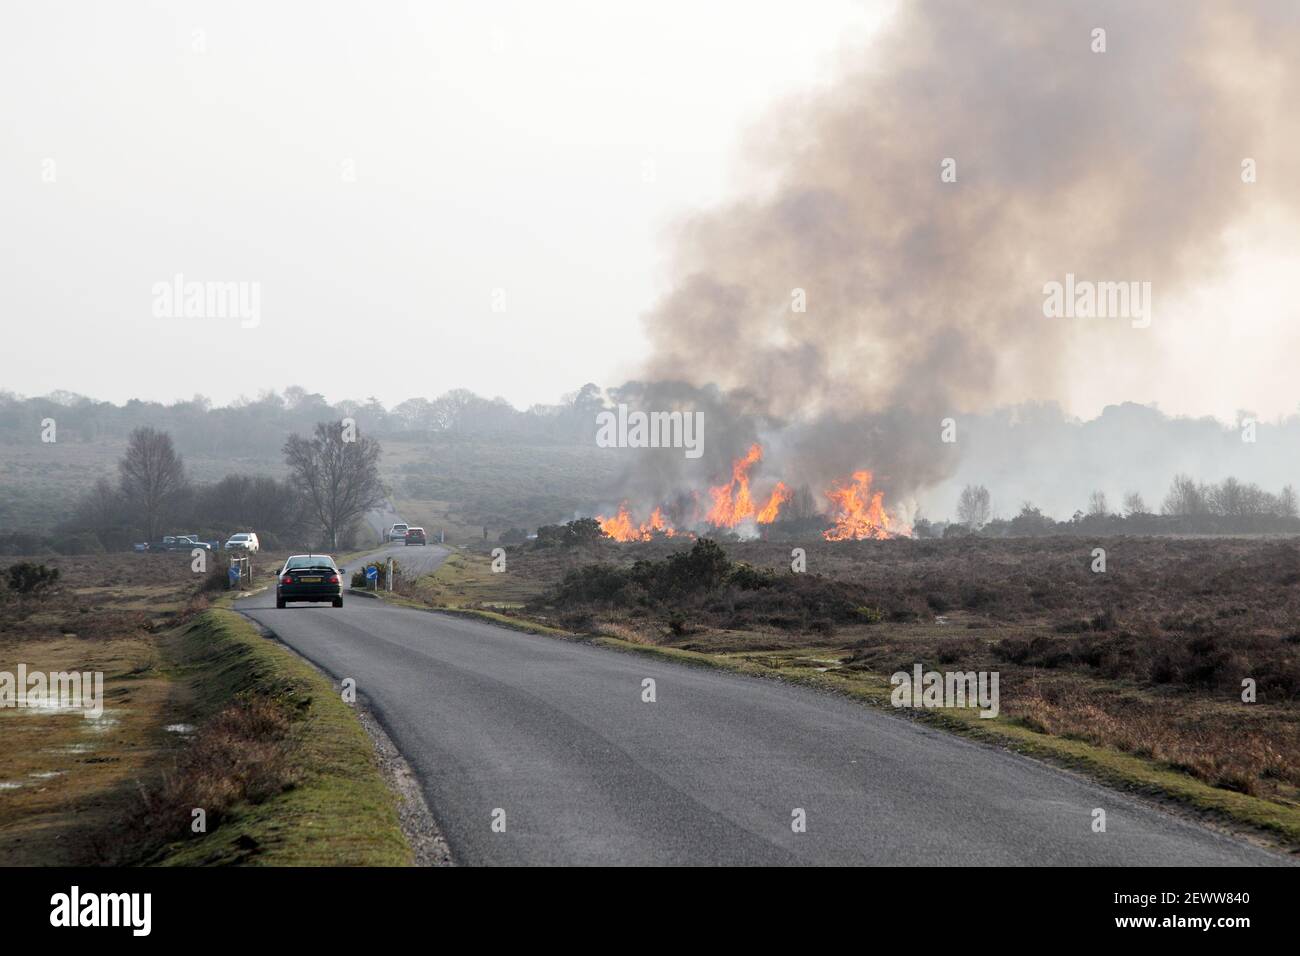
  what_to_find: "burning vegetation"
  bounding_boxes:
[596,443,909,542]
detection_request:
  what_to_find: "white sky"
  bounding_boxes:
[0,0,891,410]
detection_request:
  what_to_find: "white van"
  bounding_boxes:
[225,532,260,552]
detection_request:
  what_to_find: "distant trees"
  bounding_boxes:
[199,474,300,534]
[956,485,991,529]
[118,427,188,541]
[283,421,384,548]
[1162,473,1293,519]
[1006,503,1056,536]
[1162,474,1209,516]
[1122,491,1148,516]
[1281,485,1299,518]
[1087,490,1109,517]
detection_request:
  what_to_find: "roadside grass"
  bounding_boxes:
[137,609,410,866]
[401,550,544,607]
[0,553,413,866]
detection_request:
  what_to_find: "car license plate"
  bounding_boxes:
[300,576,322,583]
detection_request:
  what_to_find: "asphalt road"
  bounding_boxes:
[239,548,1289,867]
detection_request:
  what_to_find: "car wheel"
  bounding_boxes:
[276,597,286,609]
[332,597,344,608]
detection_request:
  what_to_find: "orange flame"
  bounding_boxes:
[597,446,906,541]
[705,444,789,527]
[597,502,681,541]
[756,481,792,524]
[821,470,905,540]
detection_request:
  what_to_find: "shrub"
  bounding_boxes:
[728,562,776,590]
[5,561,60,595]
[350,560,394,588]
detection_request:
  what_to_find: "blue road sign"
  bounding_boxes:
[365,566,378,581]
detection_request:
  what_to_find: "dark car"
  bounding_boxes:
[276,554,345,609]
[404,527,427,546]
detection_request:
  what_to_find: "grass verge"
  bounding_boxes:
[137,609,410,866]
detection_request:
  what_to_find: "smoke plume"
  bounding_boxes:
[624,1,1300,512]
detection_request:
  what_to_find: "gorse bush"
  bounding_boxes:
[536,538,879,635]
[5,561,60,595]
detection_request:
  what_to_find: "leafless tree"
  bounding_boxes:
[1280,485,1298,519]
[1162,474,1208,516]
[283,421,384,548]
[1087,490,1109,517]
[956,484,991,529]
[1122,491,1147,516]
[118,427,187,540]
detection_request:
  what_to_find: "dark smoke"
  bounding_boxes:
[622,1,1300,513]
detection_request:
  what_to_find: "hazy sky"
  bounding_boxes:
[0,0,888,410]
[3,1,1297,424]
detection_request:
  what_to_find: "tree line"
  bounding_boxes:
[29,422,386,554]
[933,474,1300,537]
[0,384,608,458]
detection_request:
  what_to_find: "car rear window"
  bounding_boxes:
[285,556,335,570]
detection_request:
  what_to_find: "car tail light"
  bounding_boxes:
[282,576,292,585]
[329,575,339,584]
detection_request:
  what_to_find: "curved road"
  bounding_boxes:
[238,546,1289,866]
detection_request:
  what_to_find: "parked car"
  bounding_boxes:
[276,554,344,609]
[404,527,427,546]
[225,532,260,552]
[388,523,409,542]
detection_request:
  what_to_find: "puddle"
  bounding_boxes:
[0,782,22,790]
[935,616,950,625]
[28,771,64,779]
[165,723,196,735]
[86,711,121,734]
[43,743,97,755]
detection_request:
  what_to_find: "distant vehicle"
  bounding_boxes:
[225,532,260,552]
[388,523,409,542]
[276,554,344,609]
[404,527,427,546]
[140,535,210,552]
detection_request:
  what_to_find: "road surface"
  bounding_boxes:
[238,547,1290,866]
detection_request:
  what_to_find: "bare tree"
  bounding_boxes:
[1162,474,1208,516]
[283,421,384,548]
[1122,491,1147,516]
[1087,490,1109,517]
[118,427,187,540]
[1280,485,1298,519]
[956,484,991,529]
[76,477,123,529]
